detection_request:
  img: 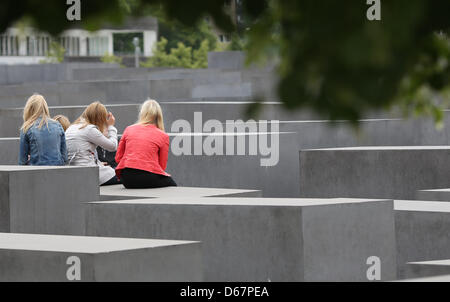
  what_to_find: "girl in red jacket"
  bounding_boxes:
[115,99,176,188]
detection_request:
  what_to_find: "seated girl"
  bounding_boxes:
[115,99,176,188]
[19,94,67,166]
[65,101,120,186]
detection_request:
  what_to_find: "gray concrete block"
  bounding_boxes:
[416,188,450,201]
[0,233,202,281]
[0,138,19,164]
[403,260,450,279]
[397,274,450,282]
[86,197,397,281]
[0,65,7,85]
[73,67,150,81]
[300,146,450,200]
[0,82,61,107]
[100,184,261,199]
[191,83,252,98]
[0,165,99,235]
[72,67,243,85]
[0,63,119,85]
[149,78,193,100]
[55,82,107,105]
[394,200,450,278]
[166,131,297,197]
[208,51,245,69]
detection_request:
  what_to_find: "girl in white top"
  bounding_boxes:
[66,101,119,185]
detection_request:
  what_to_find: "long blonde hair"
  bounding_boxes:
[138,99,165,131]
[21,94,51,133]
[74,101,108,133]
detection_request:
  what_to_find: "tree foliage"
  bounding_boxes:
[100,53,125,67]
[141,37,211,68]
[1,0,449,122]
[40,41,66,63]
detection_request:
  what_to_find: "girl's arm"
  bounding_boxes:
[158,134,169,171]
[60,129,68,164]
[87,125,118,152]
[18,131,30,165]
[115,130,127,164]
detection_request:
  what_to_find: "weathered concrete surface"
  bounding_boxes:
[0,138,19,164]
[72,65,277,101]
[208,51,245,69]
[416,188,450,202]
[0,233,202,281]
[403,260,450,279]
[300,147,450,200]
[72,67,244,82]
[86,197,396,281]
[167,131,297,197]
[100,184,261,199]
[0,63,119,85]
[397,274,450,282]
[0,166,98,235]
[394,200,450,278]
[0,79,255,108]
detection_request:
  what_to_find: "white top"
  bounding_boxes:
[66,123,118,184]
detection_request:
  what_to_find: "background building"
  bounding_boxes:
[0,16,158,65]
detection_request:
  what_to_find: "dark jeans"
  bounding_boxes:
[121,168,177,189]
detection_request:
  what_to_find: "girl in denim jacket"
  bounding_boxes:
[19,94,68,166]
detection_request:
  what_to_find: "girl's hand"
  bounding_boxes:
[107,112,116,127]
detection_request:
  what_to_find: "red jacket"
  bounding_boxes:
[115,124,170,178]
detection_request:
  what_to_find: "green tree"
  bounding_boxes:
[158,18,217,53]
[141,37,212,69]
[141,37,170,67]
[169,42,193,68]
[192,40,210,68]
[40,41,65,63]
[100,53,125,67]
[226,33,245,51]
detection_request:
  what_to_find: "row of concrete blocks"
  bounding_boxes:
[1,103,450,198]
[0,102,345,137]
[299,146,450,200]
[0,101,431,137]
[0,51,247,85]
[297,146,450,280]
[0,63,120,85]
[0,69,278,108]
[1,165,450,281]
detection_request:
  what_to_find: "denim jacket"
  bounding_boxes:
[19,118,68,166]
